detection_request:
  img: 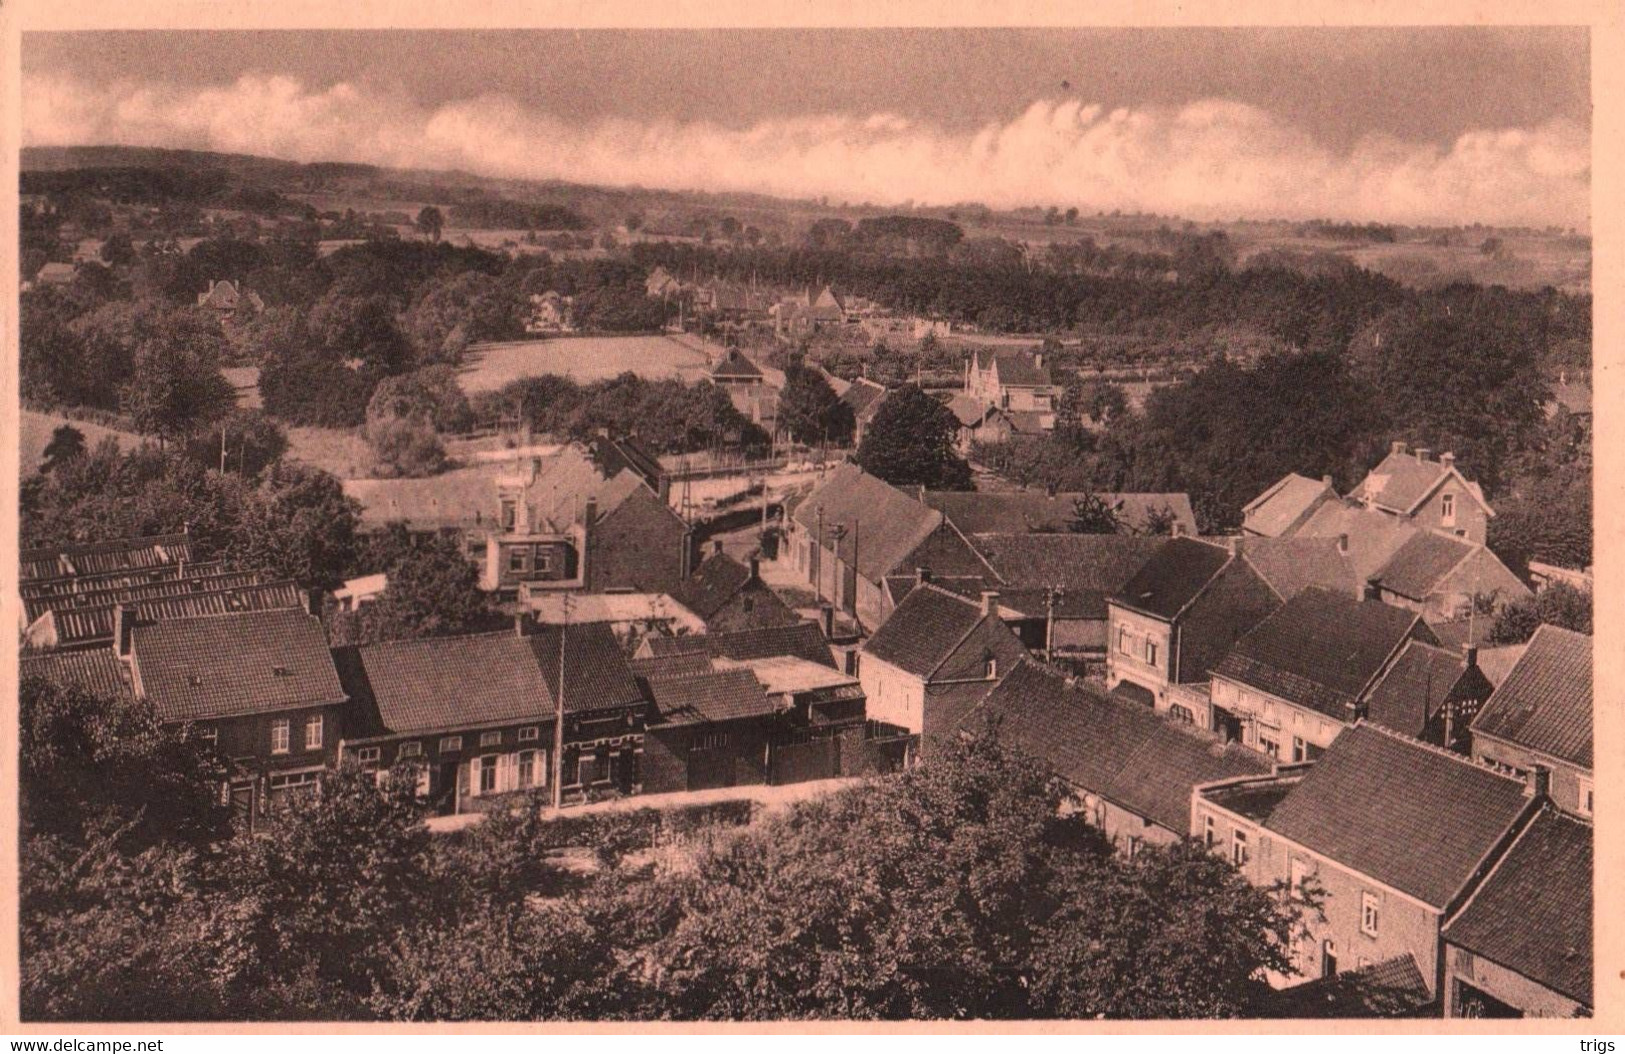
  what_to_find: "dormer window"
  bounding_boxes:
[985,657,998,680]
[272,665,290,678]
[1441,493,1456,526]
[501,498,517,532]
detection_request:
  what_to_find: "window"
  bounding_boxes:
[1232,829,1250,866]
[1117,626,1129,654]
[508,548,527,573]
[518,750,537,788]
[694,731,730,752]
[479,759,498,794]
[1259,735,1280,760]
[742,596,754,612]
[305,715,323,750]
[1203,814,1216,849]
[518,726,540,742]
[1441,493,1456,525]
[271,719,290,754]
[501,498,517,532]
[1290,859,1310,900]
[1361,892,1381,937]
[194,725,218,746]
[1579,779,1594,817]
[480,730,503,748]
[536,553,552,574]
[269,770,320,792]
[398,741,423,759]
[1144,640,1158,666]
[1169,704,1195,725]
[357,747,382,764]
[985,657,998,680]
[440,735,463,753]
[1292,736,1307,763]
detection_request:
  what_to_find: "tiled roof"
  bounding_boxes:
[924,490,1196,536]
[20,533,193,582]
[528,621,646,714]
[1363,641,1478,739]
[964,661,1267,831]
[717,655,859,697]
[1242,473,1335,538]
[20,648,134,702]
[1267,955,1435,1019]
[21,560,227,600]
[1443,808,1592,1006]
[944,393,991,427]
[1374,531,1474,601]
[1470,624,1592,769]
[668,553,798,627]
[1291,501,1417,584]
[338,632,555,736]
[628,652,715,681]
[22,569,270,623]
[31,581,304,651]
[1473,643,1529,689]
[641,623,837,668]
[791,463,944,584]
[131,610,346,724]
[840,378,889,421]
[1355,450,1489,517]
[1109,537,1231,620]
[589,434,665,486]
[710,348,763,379]
[1239,538,1355,601]
[979,350,1051,387]
[648,667,778,725]
[862,583,986,678]
[1264,723,1533,908]
[1210,588,1421,720]
[972,534,1166,619]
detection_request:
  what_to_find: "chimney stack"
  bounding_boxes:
[1170,520,1185,538]
[1464,645,1479,669]
[1440,451,1455,471]
[1363,577,1383,602]
[305,587,325,618]
[657,475,671,503]
[713,538,725,556]
[820,603,835,640]
[1322,474,1334,488]
[583,497,598,526]
[514,612,528,637]
[1529,764,1551,801]
[748,555,760,580]
[1415,447,1432,462]
[916,566,933,585]
[1337,533,1349,554]
[980,590,1001,617]
[1391,441,1407,456]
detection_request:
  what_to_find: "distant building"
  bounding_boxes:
[645,266,681,299]
[840,378,890,448]
[922,489,1198,538]
[1351,442,1493,545]
[525,290,574,334]
[669,549,803,634]
[197,279,265,315]
[33,261,77,286]
[964,348,1058,418]
[1242,474,1338,538]
[709,347,765,386]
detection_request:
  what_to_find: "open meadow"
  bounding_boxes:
[457,335,713,393]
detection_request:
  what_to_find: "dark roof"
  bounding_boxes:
[628,652,715,681]
[1356,450,1475,515]
[1239,538,1355,600]
[791,463,944,584]
[22,569,271,623]
[964,661,1267,831]
[1265,723,1533,908]
[667,553,789,624]
[337,633,555,737]
[1443,808,1592,1006]
[1266,955,1435,1019]
[1109,537,1231,620]
[1164,558,1282,685]
[528,622,645,714]
[641,622,836,669]
[710,348,764,379]
[20,533,194,582]
[34,580,305,652]
[862,584,986,678]
[1210,588,1421,720]
[1374,532,1475,601]
[590,433,665,486]
[648,668,778,725]
[1470,624,1592,769]
[979,349,1051,387]
[841,378,889,421]
[925,490,1196,536]
[973,534,1166,619]
[21,559,227,600]
[20,648,134,702]
[1364,641,1478,739]
[131,610,346,724]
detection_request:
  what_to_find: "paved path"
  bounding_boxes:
[424,776,863,834]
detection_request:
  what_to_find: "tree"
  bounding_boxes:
[182,408,288,478]
[367,365,475,434]
[100,232,136,268]
[1488,582,1593,644]
[41,425,86,472]
[331,534,494,643]
[120,310,237,444]
[1068,493,1122,534]
[855,383,972,490]
[778,361,854,446]
[365,416,448,478]
[416,206,444,243]
[230,462,363,590]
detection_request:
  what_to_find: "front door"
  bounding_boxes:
[1322,940,1338,979]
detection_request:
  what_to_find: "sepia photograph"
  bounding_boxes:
[3,8,1608,1032]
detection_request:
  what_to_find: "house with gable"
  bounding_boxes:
[1194,722,1542,1004]
[1352,442,1493,545]
[840,378,890,448]
[1361,640,1494,751]
[709,347,766,387]
[197,279,264,316]
[669,549,803,633]
[858,583,1028,742]
[1469,624,1593,817]
[1242,473,1338,537]
[1440,807,1592,1018]
[645,266,681,299]
[635,621,838,669]
[963,348,1058,417]
[1207,586,1438,759]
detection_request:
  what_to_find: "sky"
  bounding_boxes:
[21,28,1592,227]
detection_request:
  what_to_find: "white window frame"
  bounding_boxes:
[1145,639,1158,666]
[480,730,503,748]
[357,746,382,764]
[398,741,423,759]
[269,770,320,792]
[305,715,323,751]
[271,719,290,755]
[1290,859,1310,900]
[440,735,463,753]
[1360,891,1381,937]
[1116,626,1129,654]
[508,547,526,573]
[518,725,540,742]
[1441,492,1456,526]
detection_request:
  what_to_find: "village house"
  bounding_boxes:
[196,279,265,315]
[524,290,574,334]
[965,661,1269,853]
[921,488,1198,537]
[963,348,1058,419]
[1469,624,1593,817]
[1350,442,1494,545]
[857,583,1028,742]
[21,531,195,584]
[120,607,350,831]
[645,266,681,299]
[1360,640,1494,752]
[20,647,136,704]
[709,347,766,387]
[1105,537,1281,718]
[1440,807,1592,1018]
[635,620,837,669]
[783,463,996,631]
[1207,587,1437,758]
[840,378,890,448]
[586,432,671,501]
[669,548,804,633]
[638,661,779,793]
[1242,474,1338,538]
[1193,722,1542,1006]
[23,577,305,653]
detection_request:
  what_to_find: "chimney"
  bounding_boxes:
[1322,474,1334,488]
[514,612,528,637]
[113,604,135,659]
[1033,352,1044,370]
[657,475,671,503]
[583,497,598,526]
[1415,447,1432,463]
[916,566,933,585]
[1464,645,1479,670]
[1528,764,1551,801]
[748,556,760,581]
[713,538,725,557]
[1391,441,1407,456]
[305,587,325,618]
[1439,451,1455,471]
[1170,520,1186,538]
[820,603,835,640]
[1337,533,1349,554]
[981,590,1001,617]
[1363,576,1382,602]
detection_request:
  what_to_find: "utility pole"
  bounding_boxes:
[814,504,825,608]
[551,593,569,810]
[219,419,228,474]
[1045,585,1056,662]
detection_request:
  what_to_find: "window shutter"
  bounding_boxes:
[500,752,516,793]
[459,759,471,799]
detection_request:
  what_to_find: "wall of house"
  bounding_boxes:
[936,615,1030,683]
[213,702,343,773]
[858,653,928,733]
[1443,945,1587,1018]
[1106,605,1173,704]
[1209,677,1346,759]
[702,581,804,633]
[643,720,771,793]
[489,538,574,592]
[586,488,690,594]
[1471,736,1592,817]
[1166,681,1215,731]
[1404,485,1489,546]
[344,720,554,811]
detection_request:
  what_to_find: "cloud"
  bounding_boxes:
[22,72,1589,228]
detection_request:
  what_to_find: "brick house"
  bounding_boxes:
[1207,587,1437,759]
[1193,723,1540,1003]
[638,663,779,793]
[1105,537,1280,716]
[21,571,295,651]
[964,661,1268,853]
[1469,624,1593,817]
[709,347,765,387]
[963,349,1057,417]
[1362,641,1494,751]
[858,583,1027,742]
[1441,808,1592,1018]
[669,550,803,633]
[119,608,349,830]
[1351,442,1493,545]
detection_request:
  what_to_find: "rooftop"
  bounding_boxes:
[20,648,135,702]
[861,583,989,679]
[923,489,1196,536]
[640,622,837,669]
[792,463,944,584]
[336,632,556,737]
[1241,473,1336,538]
[1109,536,1231,621]
[647,667,778,726]
[1363,641,1483,740]
[1470,624,1592,770]
[1354,446,1489,517]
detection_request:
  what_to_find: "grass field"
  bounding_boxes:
[457,335,712,394]
[283,426,375,479]
[21,410,144,472]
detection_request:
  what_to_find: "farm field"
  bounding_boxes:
[21,410,144,472]
[283,426,375,479]
[458,335,712,393]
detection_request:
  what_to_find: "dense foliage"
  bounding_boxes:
[475,372,769,454]
[855,383,972,490]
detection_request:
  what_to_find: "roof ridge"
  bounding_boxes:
[133,604,315,626]
[1353,718,1527,784]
